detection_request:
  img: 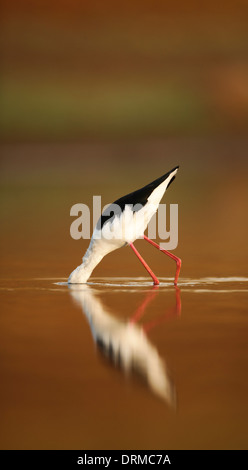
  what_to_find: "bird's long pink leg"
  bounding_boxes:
[129,242,160,285]
[143,234,181,285]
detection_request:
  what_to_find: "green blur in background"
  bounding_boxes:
[1,0,248,282]
[1,0,248,140]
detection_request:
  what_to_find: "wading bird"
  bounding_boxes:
[68,166,181,285]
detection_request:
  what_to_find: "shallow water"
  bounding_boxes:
[1,141,248,449]
[0,276,247,449]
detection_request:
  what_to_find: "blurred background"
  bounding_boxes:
[1,0,248,451]
[1,0,248,278]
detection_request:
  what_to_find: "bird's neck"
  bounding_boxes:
[82,244,103,277]
[69,243,103,283]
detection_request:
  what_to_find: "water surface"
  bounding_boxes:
[0,276,247,449]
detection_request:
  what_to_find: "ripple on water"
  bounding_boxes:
[55,276,248,293]
[0,277,247,293]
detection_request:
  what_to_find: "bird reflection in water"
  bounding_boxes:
[69,285,181,406]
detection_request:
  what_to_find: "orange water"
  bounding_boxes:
[0,276,247,449]
[1,142,248,449]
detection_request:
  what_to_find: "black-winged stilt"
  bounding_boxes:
[68,166,181,285]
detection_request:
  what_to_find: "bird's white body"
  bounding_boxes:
[68,167,178,284]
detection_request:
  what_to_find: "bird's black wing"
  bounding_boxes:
[97,166,179,230]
